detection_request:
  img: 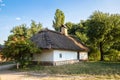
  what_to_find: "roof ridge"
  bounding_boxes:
[67,36,89,51]
[39,29,66,36]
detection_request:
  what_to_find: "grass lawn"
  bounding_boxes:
[17,61,120,80]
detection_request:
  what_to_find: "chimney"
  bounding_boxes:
[61,24,68,36]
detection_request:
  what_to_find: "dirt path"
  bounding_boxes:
[0,70,28,80]
[0,70,119,80]
[0,70,53,80]
[0,70,96,80]
[0,70,87,80]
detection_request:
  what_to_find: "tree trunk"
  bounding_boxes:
[100,42,104,61]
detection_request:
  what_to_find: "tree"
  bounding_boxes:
[27,20,42,38]
[65,22,77,35]
[11,24,28,38]
[2,22,41,68]
[66,20,88,44]
[111,41,120,51]
[2,37,40,68]
[53,9,65,31]
[87,11,120,61]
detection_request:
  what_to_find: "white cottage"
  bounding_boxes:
[31,25,89,65]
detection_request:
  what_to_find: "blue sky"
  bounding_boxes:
[0,0,120,44]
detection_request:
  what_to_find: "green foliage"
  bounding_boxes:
[11,24,28,37]
[27,20,42,38]
[88,46,101,61]
[65,22,77,35]
[2,37,40,68]
[75,32,88,44]
[104,49,120,61]
[87,11,110,45]
[66,20,88,44]
[111,41,120,51]
[53,9,65,31]
[2,20,42,68]
[10,20,42,39]
[87,11,120,61]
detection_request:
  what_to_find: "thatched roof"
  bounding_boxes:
[31,29,89,51]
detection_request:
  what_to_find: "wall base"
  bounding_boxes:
[32,59,79,66]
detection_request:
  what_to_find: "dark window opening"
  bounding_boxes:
[77,52,79,60]
[59,53,62,58]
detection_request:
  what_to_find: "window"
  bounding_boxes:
[59,53,62,58]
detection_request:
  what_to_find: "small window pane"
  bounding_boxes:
[59,53,62,58]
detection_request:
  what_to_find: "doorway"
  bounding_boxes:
[77,52,79,60]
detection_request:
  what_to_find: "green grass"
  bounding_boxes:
[19,61,120,75]
[12,61,120,80]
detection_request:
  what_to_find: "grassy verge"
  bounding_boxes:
[18,61,120,74]
[15,61,120,79]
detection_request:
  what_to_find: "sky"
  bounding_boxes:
[0,0,120,44]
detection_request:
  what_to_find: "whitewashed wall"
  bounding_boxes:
[33,49,88,62]
[79,52,88,60]
[33,50,53,61]
[53,50,77,61]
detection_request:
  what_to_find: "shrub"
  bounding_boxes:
[88,46,101,61]
[104,49,120,61]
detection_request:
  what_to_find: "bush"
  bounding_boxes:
[88,47,101,61]
[104,49,120,61]
[2,38,41,68]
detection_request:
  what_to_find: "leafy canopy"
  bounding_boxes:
[87,11,120,60]
[2,20,42,68]
[53,9,65,31]
[66,20,88,44]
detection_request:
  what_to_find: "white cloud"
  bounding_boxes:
[1,3,5,6]
[16,17,21,21]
